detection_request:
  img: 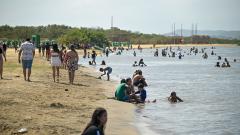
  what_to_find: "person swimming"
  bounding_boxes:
[221,62,227,67]
[168,91,183,103]
[138,59,147,67]
[101,60,106,65]
[215,62,220,67]
[202,53,208,59]
[132,61,138,67]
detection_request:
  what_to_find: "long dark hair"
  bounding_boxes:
[70,45,77,53]
[82,107,107,135]
[52,44,59,53]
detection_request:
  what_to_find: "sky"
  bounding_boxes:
[0,0,240,34]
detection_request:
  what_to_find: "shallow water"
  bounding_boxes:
[80,45,240,135]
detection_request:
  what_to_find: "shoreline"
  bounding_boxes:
[0,49,139,135]
[81,66,139,135]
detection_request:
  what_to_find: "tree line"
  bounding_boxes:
[0,24,239,47]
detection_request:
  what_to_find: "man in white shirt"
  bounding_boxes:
[18,38,35,81]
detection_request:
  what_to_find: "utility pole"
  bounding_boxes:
[181,24,183,37]
[111,16,114,46]
[173,23,175,44]
[191,24,194,44]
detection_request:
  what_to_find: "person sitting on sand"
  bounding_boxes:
[115,82,129,101]
[138,58,147,67]
[115,78,139,102]
[135,83,147,103]
[168,91,183,103]
[132,61,138,67]
[215,62,220,67]
[120,78,126,84]
[99,67,112,81]
[125,77,135,96]
[82,107,107,135]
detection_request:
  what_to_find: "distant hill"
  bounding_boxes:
[164,30,240,39]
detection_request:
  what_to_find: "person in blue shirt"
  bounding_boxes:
[135,83,147,103]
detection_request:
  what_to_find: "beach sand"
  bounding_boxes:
[0,49,138,135]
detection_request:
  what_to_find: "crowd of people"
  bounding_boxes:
[2,40,239,135]
[0,38,80,84]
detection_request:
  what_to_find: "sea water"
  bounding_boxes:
[79,45,240,135]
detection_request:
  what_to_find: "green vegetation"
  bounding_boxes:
[0,25,239,48]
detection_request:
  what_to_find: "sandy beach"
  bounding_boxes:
[0,49,138,135]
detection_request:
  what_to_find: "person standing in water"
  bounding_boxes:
[65,45,79,84]
[91,50,97,65]
[133,51,136,57]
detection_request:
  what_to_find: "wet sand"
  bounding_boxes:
[0,49,138,135]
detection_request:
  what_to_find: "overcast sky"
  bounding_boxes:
[1,0,240,34]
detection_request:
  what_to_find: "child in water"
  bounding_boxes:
[168,91,183,103]
[132,61,138,67]
[99,67,112,81]
[135,83,147,103]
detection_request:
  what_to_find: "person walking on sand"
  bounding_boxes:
[65,45,79,84]
[82,107,107,135]
[50,44,62,82]
[18,38,35,81]
[0,43,7,79]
